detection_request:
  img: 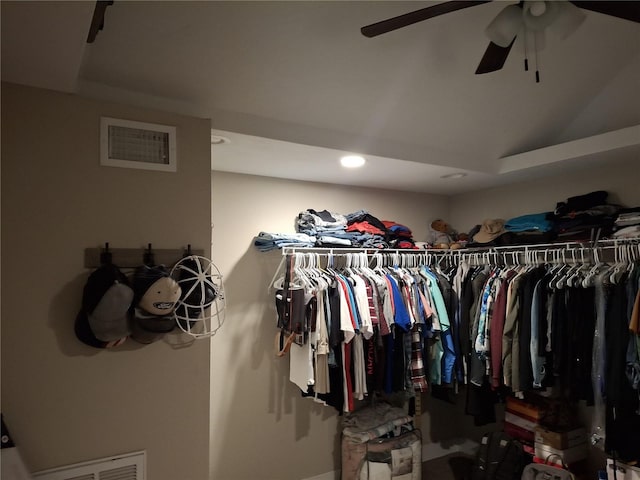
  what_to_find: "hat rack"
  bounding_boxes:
[85,243,205,269]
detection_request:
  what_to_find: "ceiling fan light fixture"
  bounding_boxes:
[485,4,523,48]
[523,0,560,31]
[528,1,547,17]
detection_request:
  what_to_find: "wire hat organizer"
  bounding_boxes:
[170,255,226,339]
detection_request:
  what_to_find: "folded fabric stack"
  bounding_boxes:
[503,212,556,245]
[505,212,553,233]
[551,190,619,241]
[253,231,316,252]
[253,208,423,251]
[296,209,359,247]
[382,220,418,249]
[345,210,389,249]
[612,208,640,239]
[297,208,348,235]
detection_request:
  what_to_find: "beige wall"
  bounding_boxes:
[1,83,212,480]
[210,172,454,479]
[449,156,640,235]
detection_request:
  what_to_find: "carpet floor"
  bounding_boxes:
[421,453,475,480]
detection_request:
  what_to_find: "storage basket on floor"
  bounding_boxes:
[341,403,422,480]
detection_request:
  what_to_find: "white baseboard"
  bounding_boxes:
[301,470,339,480]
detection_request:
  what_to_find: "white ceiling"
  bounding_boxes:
[2,1,639,194]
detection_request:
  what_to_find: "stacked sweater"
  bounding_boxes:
[383,220,418,249]
[253,208,424,251]
[551,190,619,241]
[612,208,640,239]
[296,209,359,247]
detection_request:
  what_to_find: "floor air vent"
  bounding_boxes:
[32,451,145,480]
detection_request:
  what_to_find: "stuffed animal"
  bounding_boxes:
[455,232,469,248]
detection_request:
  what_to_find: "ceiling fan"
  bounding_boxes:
[361,1,640,75]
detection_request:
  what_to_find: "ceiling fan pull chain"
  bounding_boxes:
[534,31,541,83]
[523,27,530,72]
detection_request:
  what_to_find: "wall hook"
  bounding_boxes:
[100,242,112,265]
[143,243,155,266]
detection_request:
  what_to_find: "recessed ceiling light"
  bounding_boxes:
[340,155,366,168]
[211,135,231,145]
[440,172,467,179]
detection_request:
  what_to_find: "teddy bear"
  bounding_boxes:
[427,219,463,249]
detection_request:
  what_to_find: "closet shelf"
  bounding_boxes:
[280,237,640,267]
[281,237,640,255]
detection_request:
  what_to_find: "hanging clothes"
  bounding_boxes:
[272,241,640,459]
[273,253,464,413]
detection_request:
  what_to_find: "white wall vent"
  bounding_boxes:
[100,117,176,172]
[32,451,145,480]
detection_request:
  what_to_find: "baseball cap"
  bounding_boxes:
[75,263,133,348]
[132,265,181,316]
[129,265,182,343]
[473,219,507,244]
[174,257,217,325]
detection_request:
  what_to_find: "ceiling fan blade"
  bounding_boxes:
[361,0,491,38]
[475,38,515,74]
[569,1,640,23]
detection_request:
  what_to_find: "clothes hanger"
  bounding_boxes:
[582,260,601,288]
[548,249,573,289]
[318,253,335,285]
[556,262,582,289]
[565,250,588,287]
[293,253,317,293]
[548,264,567,290]
[608,244,628,285]
[323,251,339,278]
[271,256,295,291]
[374,253,389,276]
[354,252,374,284]
[544,249,560,272]
[305,253,328,290]
[624,244,636,273]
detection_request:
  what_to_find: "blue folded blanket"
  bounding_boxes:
[505,213,553,233]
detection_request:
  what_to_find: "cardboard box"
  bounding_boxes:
[505,411,538,432]
[534,442,588,465]
[607,458,640,480]
[504,421,535,444]
[534,426,587,450]
[506,396,544,423]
